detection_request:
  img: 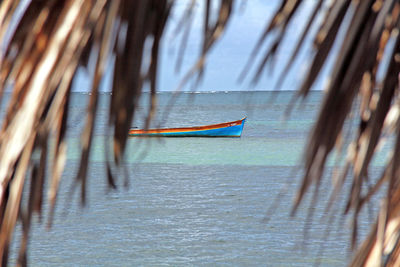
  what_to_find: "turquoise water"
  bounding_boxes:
[10,91,387,266]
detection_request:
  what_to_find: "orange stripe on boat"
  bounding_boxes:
[129,117,246,136]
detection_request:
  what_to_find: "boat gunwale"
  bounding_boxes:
[129,117,246,135]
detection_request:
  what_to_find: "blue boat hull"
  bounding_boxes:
[129,117,246,137]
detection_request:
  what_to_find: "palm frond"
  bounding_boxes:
[1,0,400,266]
[0,0,237,265]
[0,0,175,264]
[249,0,400,265]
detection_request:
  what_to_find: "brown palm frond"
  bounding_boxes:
[172,0,196,73]
[0,0,172,264]
[249,0,400,265]
[239,0,303,83]
[275,0,324,91]
[2,0,400,266]
[0,0,238,265]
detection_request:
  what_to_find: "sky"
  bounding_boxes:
[157,0,321,92]
[7,0,325,92]
[91,0,322,93]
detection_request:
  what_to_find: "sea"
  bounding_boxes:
[9,90,388,266]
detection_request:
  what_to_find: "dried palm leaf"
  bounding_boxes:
[2,0,400,266]
[248,0,400,265]
[0,0,238,264]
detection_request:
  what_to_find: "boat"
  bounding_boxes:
[129,117,246,137]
